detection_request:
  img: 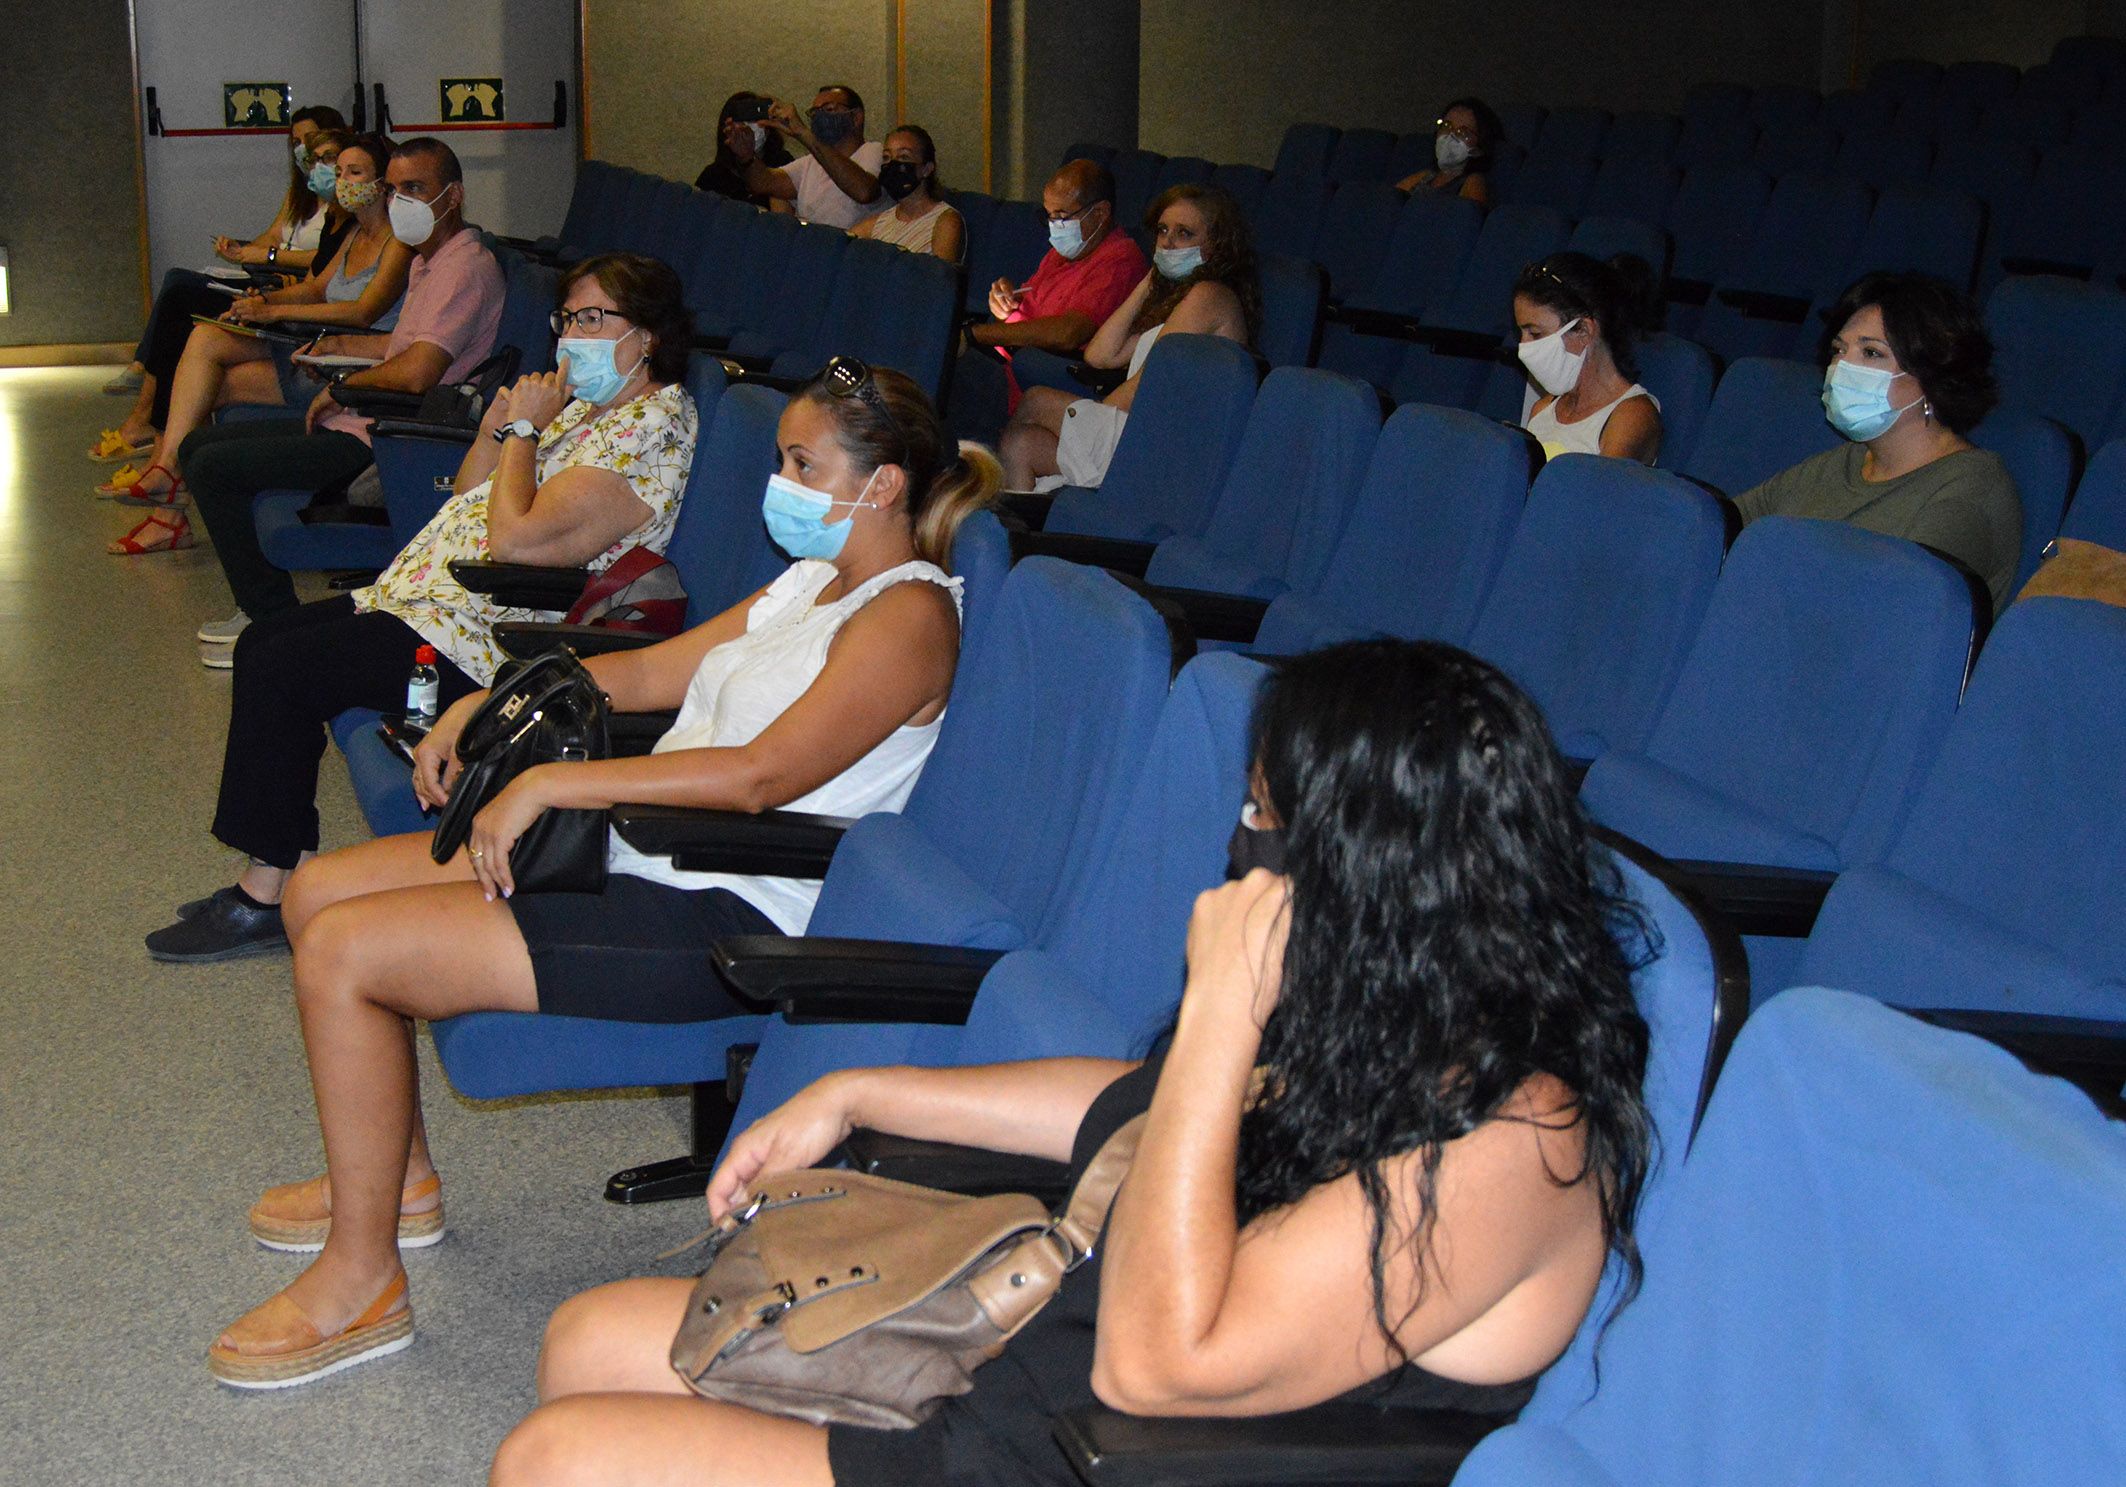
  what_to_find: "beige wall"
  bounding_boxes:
[584,0,995,191]
[1137,2,1830,166]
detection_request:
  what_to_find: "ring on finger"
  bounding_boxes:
[468,846,484,860]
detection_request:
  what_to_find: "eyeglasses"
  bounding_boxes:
[821,355,908,456]
[1435,118,1480,143]
[1045,201,1096,224]
[549,306,626,336]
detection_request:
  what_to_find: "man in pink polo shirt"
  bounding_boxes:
[953,160,1146,431]
[179,137,505,649]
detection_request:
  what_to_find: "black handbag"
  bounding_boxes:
[430,649,612,894]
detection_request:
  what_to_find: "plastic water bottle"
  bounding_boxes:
[406,644,440,725]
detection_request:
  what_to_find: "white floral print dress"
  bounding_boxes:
[352,382,697,684]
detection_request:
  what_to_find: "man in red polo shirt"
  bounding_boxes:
[957,160,1146,426]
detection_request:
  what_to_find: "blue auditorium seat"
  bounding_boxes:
[1991,143,2126,283]
[1633,333,1719,472]
[1465,455,1728,760]
[1041,333,1260,543]
[1679,356,1840,498]
[1251,402,1534,655]
[960,198,1048,316]
[1107,148,1167,229]
[1271,122,1339,179]
[1980,92,2076,151]
[1663,164,1772,332]
[1987,274,2126,452]
[1581,516,1976,875]
[1697,173,1873,362]
[1245,170,1334,260]
[1844,184,1981,294]
[1315,189,1482,388]
[1603,111,1681,165]
[1324,127,1396,183]
[1532,107,1610,160]
[1142,368,1382,602]
[1208,162,1271,214]
[1501,144,1597,215]
[1818,87,1898,137]
[2061,438,2126,549]
[1566,214,1668,275]
[1968,407,2076,589]
[689,206,799,342]
[720,650,1263,1135]
[1060,140,1113,166]
[721,220,848,360]
[1867,58,1944,113]
[1389,203,1570,409]
[1751,121,1840,178]
[1750,83,1820,133]
[1794,597,2126,1017]
[1671,109,1757,171]
[1151,155,1216,195]
[1494,102,1547,150]
[1584,156,1680,227]
[1254,252,1326,369]
[1311,180,1407,301]
[1456,986,2126,1487]
[1927,134,2033,292]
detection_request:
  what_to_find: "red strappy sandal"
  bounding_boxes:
[107,509,194,555]
[102,461,186,507]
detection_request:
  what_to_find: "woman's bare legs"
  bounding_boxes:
[216,833,541,1349]
[1000,385,1074,488]
[129,325,280,498]
[116,376,159,446]
[489,1277,833,1487]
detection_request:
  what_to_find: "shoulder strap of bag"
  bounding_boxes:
[1051,1113,1147,1262]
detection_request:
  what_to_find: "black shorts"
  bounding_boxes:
[507,873,780,1023]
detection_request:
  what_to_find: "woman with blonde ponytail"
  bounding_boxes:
[204,357,999,1390]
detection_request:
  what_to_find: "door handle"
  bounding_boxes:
[373,81,392,134]
[552,80,568,127]
[145,86,164,137]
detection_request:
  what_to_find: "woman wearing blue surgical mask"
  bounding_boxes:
[201,360,999,1389]
[1512,252,1665,465]
[1001,184,1258,491]
[1734,271,2022,615]
[149,254,700,967]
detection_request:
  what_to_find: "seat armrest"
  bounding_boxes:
[1008,530,1158,575]
[1713,287,1811,322]
[1664,860,1837,937]
[1906,1009,2126,1111]
[1410,325,1509,360]
[1068,361,1127,395]
[838,1130,1074,1204]
[1999,257,2093,282]
[608,804,852,877]
[709,936,1006,1023]
[332,385,426,417]
[1138,585,1268,645]
[371,418,480,445]
[1054,1402,1501,1487]
[609,710,676,758]
[1324,304,1432,341]
[495,620,661,661]
[1001,490,1057,531]
[447,559,590,611]
[712,350,778,376]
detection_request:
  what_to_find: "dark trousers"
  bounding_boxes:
[138,269,233,426]
[213,596,478,869]
[178,419,374,619]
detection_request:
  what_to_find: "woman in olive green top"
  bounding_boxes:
[1735,272,2022,614]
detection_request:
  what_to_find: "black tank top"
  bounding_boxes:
[828,1056,1540,1487]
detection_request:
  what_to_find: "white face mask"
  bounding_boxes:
[748,122,769,153]
[388,185,450,247]
[1518,317,1588,397]
[1435,133,1474,170]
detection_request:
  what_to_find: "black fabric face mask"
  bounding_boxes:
[1226,818,1288,879]
[878,160,923,201]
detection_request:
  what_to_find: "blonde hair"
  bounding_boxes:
[800,365,1001,570]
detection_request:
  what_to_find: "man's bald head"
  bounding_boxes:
[1048,158,1115,214]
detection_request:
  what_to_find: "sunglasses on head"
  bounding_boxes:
[820,355,909,456]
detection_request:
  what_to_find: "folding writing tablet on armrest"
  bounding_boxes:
[609,803,853,878]
[1054,1400,1502,1487]
[1007,530,1158,575]
[494,620,661,662]
[837,1129,1074,1206]
[447,559,591,612]
[708,935,1006,1023]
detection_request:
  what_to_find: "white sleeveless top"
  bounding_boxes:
[868,199,963,262]
[1525,383,1659,460]
[606,558,965,932]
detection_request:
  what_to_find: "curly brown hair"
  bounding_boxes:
[1133,184,1261,345]
[558,253,693,384]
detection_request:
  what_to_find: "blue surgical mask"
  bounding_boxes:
[557,328,643,405]
[307,160,339,197]
[1048,216,1087,259]
[1153,245,1203,280]
[293,140,314,171]
[762,468,881,560]
[809,108,856,146]
[1823,360,1921,442]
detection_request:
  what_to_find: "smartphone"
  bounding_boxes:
[376,714,431,768]
[730,96,772,123]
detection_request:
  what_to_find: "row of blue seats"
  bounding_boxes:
[533,161,962,402]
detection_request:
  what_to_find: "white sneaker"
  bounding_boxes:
[197,611,250,644]
[103,367,144,395]
[201,647,236,671]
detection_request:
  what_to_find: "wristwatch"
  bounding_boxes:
[493,418,539,444]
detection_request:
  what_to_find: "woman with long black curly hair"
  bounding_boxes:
[493,639,1656,1487]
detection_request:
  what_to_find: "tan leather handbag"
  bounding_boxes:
[669,1116,1143,1428]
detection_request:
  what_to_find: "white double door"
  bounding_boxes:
[135,0,578,286]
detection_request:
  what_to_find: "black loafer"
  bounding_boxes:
[145,886,287,963]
